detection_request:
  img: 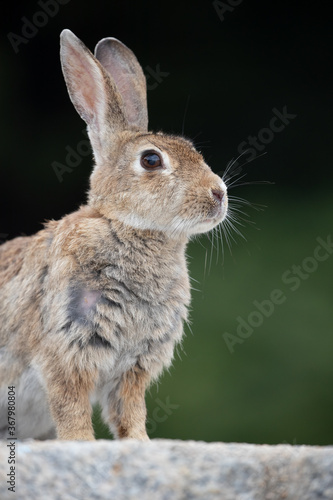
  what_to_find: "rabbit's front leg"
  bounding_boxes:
[43,360,97,440]
[107,364,150,441]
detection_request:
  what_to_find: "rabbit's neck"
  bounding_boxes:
[108,217,188,254]
[52,206,191,305]
[101,217,190,304]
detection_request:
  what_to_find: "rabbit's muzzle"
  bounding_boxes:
[207,182,228,221]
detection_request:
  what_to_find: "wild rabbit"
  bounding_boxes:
[0,30,227,440]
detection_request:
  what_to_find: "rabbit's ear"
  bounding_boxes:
[94,37,148,131]
[60,30,127,161]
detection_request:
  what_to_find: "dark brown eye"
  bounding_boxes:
[140,151,162,170]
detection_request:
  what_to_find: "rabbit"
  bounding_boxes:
[0,29,228,441]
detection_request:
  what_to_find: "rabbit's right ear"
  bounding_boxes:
[60,30,128,162]
[94,38,148,132]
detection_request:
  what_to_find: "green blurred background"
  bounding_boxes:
[1,1,332,444]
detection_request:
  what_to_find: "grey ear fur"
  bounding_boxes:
[60,29,127,163]
[94,37,148,131]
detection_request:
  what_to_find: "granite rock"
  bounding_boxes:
[0,439,333,499]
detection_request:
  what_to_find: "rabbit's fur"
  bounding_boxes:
[0,30,227,440]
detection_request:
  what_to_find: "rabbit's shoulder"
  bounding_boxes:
[0,231,52,289]
[0,236,29,285]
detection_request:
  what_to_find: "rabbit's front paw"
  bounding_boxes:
[125,431,150,441]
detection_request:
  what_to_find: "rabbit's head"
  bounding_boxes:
[60,30,227,238]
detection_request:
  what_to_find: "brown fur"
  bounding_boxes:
[0,30,228,440]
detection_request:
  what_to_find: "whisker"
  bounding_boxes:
[191,131,204,143]
[228,180,274,189]
[224,217,247,241]
[204,248,208,279]
[193,141,212,150]
[218,223,225,264]
[214,226,220,265]
[208,230,215,274]
[221,223,233,254]
[227,206,251,218]
[225,172,249,189]
[226,151,268,180]
[221,149,252,181]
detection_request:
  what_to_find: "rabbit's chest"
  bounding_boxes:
[65,261,190,373]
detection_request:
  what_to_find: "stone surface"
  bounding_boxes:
[0,439,333,499]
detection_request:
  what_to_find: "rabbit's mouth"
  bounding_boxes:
[205,198,228,224]
[202,215,224,227]
[193,207,228,234]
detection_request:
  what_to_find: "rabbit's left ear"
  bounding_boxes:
[60,29,129,163]
[95,38,148,131]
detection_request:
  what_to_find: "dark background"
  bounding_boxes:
[1,1,332,444]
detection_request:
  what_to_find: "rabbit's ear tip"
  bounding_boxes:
[97,36,124,45]
[95,37,123,54]
[60,29,77,43]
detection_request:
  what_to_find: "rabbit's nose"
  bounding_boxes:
[211,188,224,204]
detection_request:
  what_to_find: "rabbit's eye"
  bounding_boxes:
[140,151,162,170]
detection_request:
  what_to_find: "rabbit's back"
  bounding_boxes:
[0,236,30,287]
[0,233,50,350]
